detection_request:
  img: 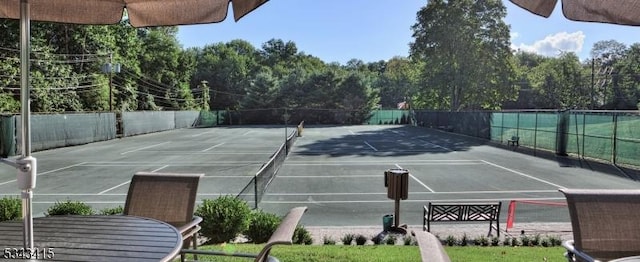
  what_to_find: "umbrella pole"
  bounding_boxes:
[19,0,35,250]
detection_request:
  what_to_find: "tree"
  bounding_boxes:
[590,40,630,109]
[528,52,589,109]
[410,0,515,111]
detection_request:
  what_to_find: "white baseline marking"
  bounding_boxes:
[191,130,217,137]
[277,175,380,178]
[121,142,170,155]
[202,142,225,152]
[0,162,87,186]
[396,164,435,193]
[242,131,252,136]
[416,138,452,152]
[266,190,559,196]
[481,160,566,189]
[98,165,169,195]
[364,141,378,151]
[261,197,565,204]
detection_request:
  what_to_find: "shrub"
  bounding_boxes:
[371,234,383,245]
[0,197,21,221]
[520,235,531,246]
[511,237,521,247]
[502,237,512,246]
[491,236,500,246]
[195,196,251,244]
[531,234,541,246]
[341,233,355,245]
[355,234,367,245]
[548,235,562,246]
[45,200,93,216]
[403,235,414,246]
[474,235,489,246]
[460,234,469,246]
[244,210,281,244]
[541,238,551,247]
[293,226,313,245]
[384,234,397,245]
[323,236,336,245]
[444,235,457,246]
[99,206,123,215]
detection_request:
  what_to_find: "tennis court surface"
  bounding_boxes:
[0,125,638,232]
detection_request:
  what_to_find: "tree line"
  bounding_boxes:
[0,0,638,119]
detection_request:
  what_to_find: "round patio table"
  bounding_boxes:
[0,215,182,261]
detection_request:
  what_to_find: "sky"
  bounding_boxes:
[177,0,639,65]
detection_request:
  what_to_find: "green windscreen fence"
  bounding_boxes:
[614,114,640,166]
[367,110,411,125]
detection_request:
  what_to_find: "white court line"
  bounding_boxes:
[416,138,453,152]
[98,165,169,195]
[242,131,252,136]
[396,164,435,193]
[266,190,559,196]
[0,162,87,186]
[363,141,378,151]
[481,160,566,189]
[284,163,482,166]
[202,142,225,152]
[191,130,217,137]
[277,175,380,178]
[121,142,170,155]
[261,197,565,204]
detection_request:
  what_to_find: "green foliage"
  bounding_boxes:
[384,234,397,245]
[460,234,469,246]
[355,234,367,245]
[0,197,21,221]
[45,200,94,216]
[341,233,355,245]
[99,206,123,215]
[491,236,500,246]
[403,235,415,246]
[323,236,336,245]
[292,226,313,245]
[244,210,281,244]
[445,235,457,246]
[371,234,383,245]
[473,235,489,246]
[195,196,251,244]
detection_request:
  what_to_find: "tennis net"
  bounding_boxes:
[236,121,302,209]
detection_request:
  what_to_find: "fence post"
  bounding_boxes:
[612,113,618,164]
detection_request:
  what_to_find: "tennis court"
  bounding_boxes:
[0,125,638,232]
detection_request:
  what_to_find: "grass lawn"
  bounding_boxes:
[190,244,566,261]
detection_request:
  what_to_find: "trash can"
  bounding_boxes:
[382,214,393,231]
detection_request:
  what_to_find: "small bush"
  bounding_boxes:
[99,206,123,215]
[371,234,383,245]
[445,235,457,246]
[403,235,414,246]
[521,235,531,246]
[244,210,281,244]
[502,237,512,246]
[0,197,21,221]
[531,234,541,246]
[460,234,469,246]
[384,234,397,245]
[491,236,500,246]
[355,234,367,245]
[45,200,93,216]
[195,196,251,244]
[511,237,521,247]
[541,238,551,247]
[293,226,313,245]
[548,235,562,246]
[323,236,336,245]
[473,235,489,246]
[341,233,355,245]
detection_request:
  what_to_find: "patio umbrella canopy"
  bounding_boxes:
[0,0,268,250]
[509,0,640,26]
[0,0,267,26]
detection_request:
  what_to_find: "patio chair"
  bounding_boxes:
[560,188,640,262]
[124,172,204,262]
[180,206,308,262]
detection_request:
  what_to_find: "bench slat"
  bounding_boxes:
[423,202,501,237]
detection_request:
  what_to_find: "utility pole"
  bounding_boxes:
[102,53,120,112]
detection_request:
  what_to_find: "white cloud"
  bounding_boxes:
[512,31,585,57]
[511,32,519,41]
